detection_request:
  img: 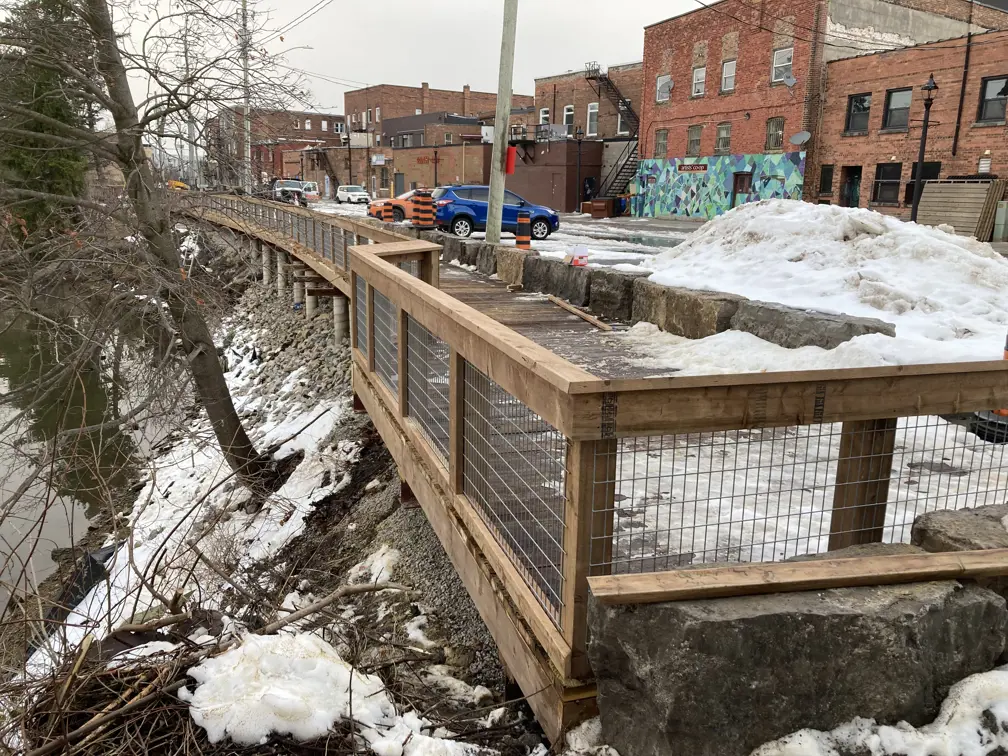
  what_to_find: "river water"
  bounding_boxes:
[0,319,138,611]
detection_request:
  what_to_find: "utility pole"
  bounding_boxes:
[241,0,252,193]
[183,23,197,187]
[486,0,518,244]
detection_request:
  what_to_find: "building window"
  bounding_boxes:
[415,108,422,115]
[403,134,413,148]
[654,129,667,158]
[376,134,381,146]
[721,60,736,92]
[687,125,702,156]
[714,122,731,154]
[305,119,312,130]
[904,161,941,204]
[380,166,389,189]
[563,104,574,136]
[540,107,550,125]
[445,133,452,145]
[321,120,328,132]
[819,164,834,195]
[350,114,356,124]
[294,119,301,130]
[882,88,912,130]
[617,100,631,135]
[980,156,993,174]
[375,107,381,121]
[845,93,871,133]
[692,67,706,97]
[978,75,1007,122]
[772,47,793,83]
[656,74,672,102]
[366,109,372,125]
[765,116,785,150]
[872,162,902,204]
[587,102,599,136]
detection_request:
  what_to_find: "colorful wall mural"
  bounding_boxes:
[636,151,805,219]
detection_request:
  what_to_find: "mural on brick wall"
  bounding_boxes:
[637,151,805,219]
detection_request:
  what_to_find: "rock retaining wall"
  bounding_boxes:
[360,220,897,350]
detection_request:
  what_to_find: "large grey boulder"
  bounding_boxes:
[731,300,896,350]
[631,279,744,338]
[496,248,534,286]
[590,269,649,322]
[475,243,498,276]
[522,257,590,306]
[588,581,1007,756]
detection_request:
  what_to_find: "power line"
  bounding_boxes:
[262,0,335,44]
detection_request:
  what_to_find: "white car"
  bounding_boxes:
[336,185,369,204]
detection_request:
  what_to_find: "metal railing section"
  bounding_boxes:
[373,290,399,394]
[405,317,450,465]
[355,275,368,359]
[462,360,568,626]
[589,414,1008,574]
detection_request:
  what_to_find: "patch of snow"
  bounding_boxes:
[561,717,621,756]
[423,666,494,705]
[448,259,477,272]
[347,544,400,585]
[404,614,436,649]
[639,200,1008,372]
[753,668,1008,756]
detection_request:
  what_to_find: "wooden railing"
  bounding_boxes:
[186,193,1008,742]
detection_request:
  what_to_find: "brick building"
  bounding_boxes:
[206,107,345,187]
[535,62,642,139]
[343,82,534,146]
[813,28,1008,215]
[636,0,1008,219]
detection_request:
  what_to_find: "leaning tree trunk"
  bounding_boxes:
[82,0,269,486]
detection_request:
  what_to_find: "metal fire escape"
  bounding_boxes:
[585,62,640,199]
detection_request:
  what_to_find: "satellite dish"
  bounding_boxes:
[790,130,811,146]
[783,72,798,88]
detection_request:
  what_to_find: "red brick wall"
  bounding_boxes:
[888,0,1008,28]
[813,29,1008,215]
[393,144,491,189]
[640,0,825,161]
[344,84,534,133]
[535,63,643,138]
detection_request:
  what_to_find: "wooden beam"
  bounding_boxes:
[828,419,898,550]
[588,549,1008,605]
[306,287,342,297]
[547,296,613,332]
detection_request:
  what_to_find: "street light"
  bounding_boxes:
[910,73,938,223]
[575,125,584,212]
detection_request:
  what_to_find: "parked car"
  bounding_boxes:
[433,185,559,240]
[336,185,369,204]
[269,179,307,207]
[368,189,424,222]
[302,181,321,203]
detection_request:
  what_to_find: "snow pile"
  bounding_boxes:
[532,717,620,756]
[753,667,1008,756]
[180,632,479,754]
[348,544,401,585]
[636,200,1008,371]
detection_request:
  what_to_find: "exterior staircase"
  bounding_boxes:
[585,62,641,199]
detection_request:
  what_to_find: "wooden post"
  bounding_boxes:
[828,418,898,550]
[562,439,616,680]
[449,349,464,494]
[398,307,408,416]
[366,283,375,373]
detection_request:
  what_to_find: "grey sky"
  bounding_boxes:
[266,0,697,114]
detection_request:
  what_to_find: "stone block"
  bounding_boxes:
[459,240,481,267]
[522,256,590,306]
[590,269,649,322]
[476,244,498,276]
[731,300,896,350]
[496,249,534,286]
[588,581,1007,756]
[912,504,1008,603]
[664,287,743,339]
[631,279,668,327]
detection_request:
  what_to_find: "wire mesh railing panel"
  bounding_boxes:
[399,261,421,278]
[590,414,1008,574]
[462,361,568,626]
[405,317,450,465]
[373,290,398,393]
[355,275,368,359]
[298,216,309,246]
[321,224,331,260]
[333,227,346,268]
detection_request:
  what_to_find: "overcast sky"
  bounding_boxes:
[265,0,697,114]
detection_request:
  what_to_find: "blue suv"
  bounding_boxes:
[433,185,560,240]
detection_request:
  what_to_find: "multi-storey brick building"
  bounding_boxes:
[343,82,534,147]
[206,107,345,187]
[534,62,642,139]
[813,28,1008,216]
[636,0,1008,219]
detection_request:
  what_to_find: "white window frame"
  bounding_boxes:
[656,74,671,103]
[305,119,312,130]
[692,67,706,97]
[721,60,736,92]
[415,108,422,115]
[445,133,452,145]
[367,109,372,124]
[586,102,599,137]
[563,104,574,136]
[376,134,381,146]
[294,119,301,129]
[616,100,631,135]
[539,107,550,125]
[772,47,794,83]
[321,120,328,132]
[715,122,731,154]
[375,106,381,121]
